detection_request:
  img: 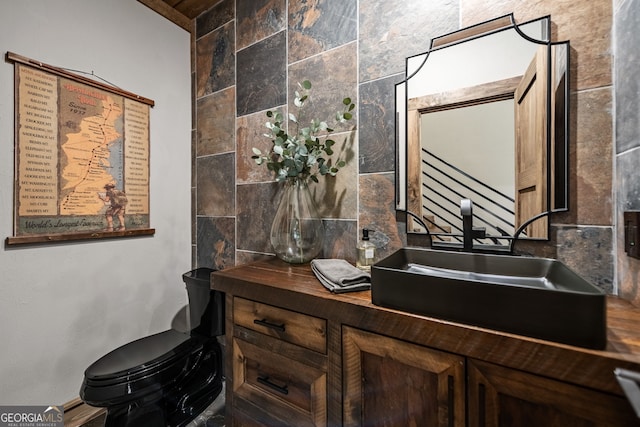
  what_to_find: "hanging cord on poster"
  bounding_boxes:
[59,67,122,91]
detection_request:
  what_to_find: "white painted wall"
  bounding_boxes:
[0,0,192,404]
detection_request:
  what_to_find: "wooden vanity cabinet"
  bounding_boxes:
[212,259,640,427]
[342,326,465,427]
[230,297,328,426]
[467,359,638,427]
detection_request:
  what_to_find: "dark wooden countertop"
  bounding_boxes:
[211,258,640,396]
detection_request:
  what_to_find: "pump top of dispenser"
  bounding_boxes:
[362,228,371,240]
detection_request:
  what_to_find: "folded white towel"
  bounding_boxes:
[311,259,371,293]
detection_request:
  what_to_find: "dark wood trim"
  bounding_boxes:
[63,397,105,427]
[432,15,513,49]
[6,52,155,107]
[408,76,521,113]
[137,0,192,32]
[6,228,155,246]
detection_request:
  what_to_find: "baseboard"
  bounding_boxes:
[63,397,106,427]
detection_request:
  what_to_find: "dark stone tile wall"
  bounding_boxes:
[359,172,406,260]
[359,0,459,82]
[196,0,235,39]
[571,89,613,226]
[236,182,279,254]
[196,87,235,156]
[196,153,235,216]
[192,0,623,294]
[236,31,286,116]
[359,75,403,173]
[557,226,614,293]
[196,22,235,97]
[237,0,286,50]
[197,216,235,270]
[288,0,357,63]
[614,0,640,304]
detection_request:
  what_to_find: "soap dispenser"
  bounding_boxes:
[356,228,376,272]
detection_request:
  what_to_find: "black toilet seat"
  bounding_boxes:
[81,329,206,406]
[85,329,199,382]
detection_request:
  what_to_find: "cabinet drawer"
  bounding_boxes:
[233,337,327,427]
[233,297,327,353]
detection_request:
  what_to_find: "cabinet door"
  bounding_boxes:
[468,359,640,427]
[343,326,465,427]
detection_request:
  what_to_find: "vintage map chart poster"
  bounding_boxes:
[7,53,155,244]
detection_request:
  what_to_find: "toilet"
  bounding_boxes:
[80,268,225,427]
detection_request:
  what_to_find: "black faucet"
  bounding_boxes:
[461,199,486,251]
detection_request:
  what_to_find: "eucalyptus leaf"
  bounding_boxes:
[252,80,355,182]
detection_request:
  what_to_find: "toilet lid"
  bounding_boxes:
[84,329,201,382]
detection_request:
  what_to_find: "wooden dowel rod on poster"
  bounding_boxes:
[5,51,155,106]
[5,228,156,246]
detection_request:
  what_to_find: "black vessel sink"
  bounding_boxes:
[371,248,606,349]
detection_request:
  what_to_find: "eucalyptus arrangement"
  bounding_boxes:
[251,80,356,264]
[252,80,356,183]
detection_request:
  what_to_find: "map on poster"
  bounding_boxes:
[8,55,154,243]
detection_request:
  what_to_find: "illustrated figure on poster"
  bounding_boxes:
[98,183,128,231]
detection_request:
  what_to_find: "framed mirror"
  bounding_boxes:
[396,14,569,252]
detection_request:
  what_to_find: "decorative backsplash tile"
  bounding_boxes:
[196,0,234,40]
[288,0,357,63]
[358,75,402,174]
[196,21,235,98]
[196,87,235,156]
[615,0,640,154]
[557,226,614,293]
[359,172,405,260]
[572,88,613,226]
[197,216,235,270]
[287,42,357,135]
[237,0,285,50]
[236,182,280,254]
[236,31,286,116]
[236,108,284,185]
[359,0,458,82]
[323,219,358,263]
[196,153,235,217]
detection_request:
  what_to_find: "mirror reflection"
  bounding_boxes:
[396,14,569,251]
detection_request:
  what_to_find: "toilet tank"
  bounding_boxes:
[182,268,225,337]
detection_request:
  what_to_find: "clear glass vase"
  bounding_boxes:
[270,178,324,264]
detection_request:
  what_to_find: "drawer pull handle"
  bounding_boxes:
[257,375,289,395]
[254,318,286,332]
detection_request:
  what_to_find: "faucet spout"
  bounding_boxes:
[460,199,486,251]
